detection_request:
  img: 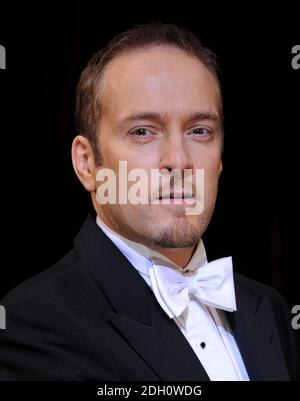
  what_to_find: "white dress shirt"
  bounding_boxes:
[96,215,250,381]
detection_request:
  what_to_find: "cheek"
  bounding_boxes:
[118,151,158,181]
[205,164,221,189]
[195,152,221,178]
[104,142,157,171]
[201,159,221,198]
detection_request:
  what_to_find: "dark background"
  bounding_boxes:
[0,1,299,307]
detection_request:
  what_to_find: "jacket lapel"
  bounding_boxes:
[226,281,290,380]
[74,214,209,380]
[108,300,210,380]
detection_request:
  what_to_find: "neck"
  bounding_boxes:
[95,207,197,269]
[145,244,196,268]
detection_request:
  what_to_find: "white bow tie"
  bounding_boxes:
[149,256,237,319]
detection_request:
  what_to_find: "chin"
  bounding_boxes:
[152,230,200,249]
[149,218,200,248]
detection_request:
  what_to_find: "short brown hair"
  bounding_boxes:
[75,23,223,165]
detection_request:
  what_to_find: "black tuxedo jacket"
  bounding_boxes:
[0,214,299,380]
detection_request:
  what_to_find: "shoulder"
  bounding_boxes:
[0,248,119,380]
[234,272,300,381]
[1,249,96,307]
[0,246,112,335]
[233,272,290,310]
[233,272,294,344]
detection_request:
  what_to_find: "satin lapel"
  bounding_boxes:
[74,215,209,380]
[108,297,210,381]
[226,283,290,381]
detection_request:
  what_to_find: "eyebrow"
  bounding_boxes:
[118,111,220,128]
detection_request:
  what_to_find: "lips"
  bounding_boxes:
[158,192,194,200]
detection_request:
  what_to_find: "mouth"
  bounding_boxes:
[156,192,196,205]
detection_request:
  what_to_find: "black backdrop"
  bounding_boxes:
[0,1,299,308]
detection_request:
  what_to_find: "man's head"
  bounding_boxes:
[72,23,223,255]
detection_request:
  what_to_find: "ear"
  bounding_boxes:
[218,159,223,176]
[71,135,97,192]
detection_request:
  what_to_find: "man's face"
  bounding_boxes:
[92,45,222,249]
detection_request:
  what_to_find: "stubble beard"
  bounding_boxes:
[151,210,201,249]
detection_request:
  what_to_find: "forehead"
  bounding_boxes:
[100,45,220,121]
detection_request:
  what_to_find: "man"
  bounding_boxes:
[0,23,298,381]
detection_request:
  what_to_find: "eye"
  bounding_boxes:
[190,127,212,137]
[130,128,151,137]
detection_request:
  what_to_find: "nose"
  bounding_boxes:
[159,133,193,172]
